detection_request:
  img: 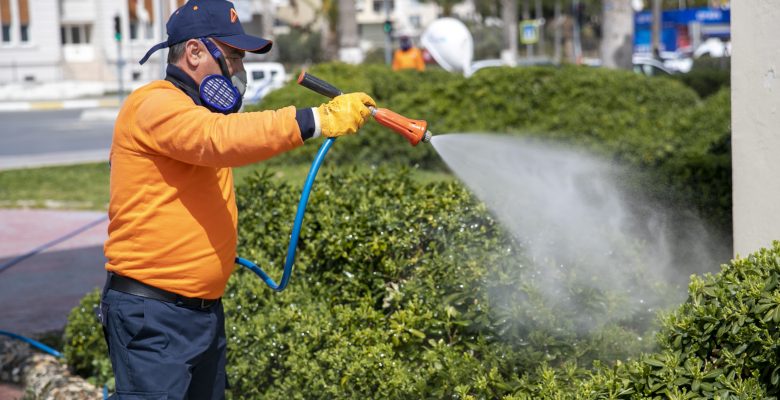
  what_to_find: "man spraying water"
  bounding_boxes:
[98,1,375,398]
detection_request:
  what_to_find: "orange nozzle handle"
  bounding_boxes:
[372,108,428,146]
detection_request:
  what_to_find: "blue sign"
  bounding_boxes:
[520,20,539,44]
[634,7,730,54]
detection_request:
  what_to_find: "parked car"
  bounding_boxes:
[243,62,287,104]
[632,52,693,75]
[694,38,731,59]
[632,56,674,76]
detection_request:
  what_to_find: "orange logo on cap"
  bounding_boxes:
[230,8,238,23]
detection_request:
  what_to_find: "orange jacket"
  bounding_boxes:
[392,48,426,71]
[105,80,304,299]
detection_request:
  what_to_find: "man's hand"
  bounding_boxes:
[317,92,377,138]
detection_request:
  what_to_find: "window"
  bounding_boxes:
[128,0,155,42]
[0,0,10,43]
[129,22,138,40]
[18,0,27,42]
[372,0,394,13]
[70,25,80,44]
[0,0,31,43]
[252,70,265,80]
[61,24,93,45]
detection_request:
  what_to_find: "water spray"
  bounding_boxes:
[236,72,433,291]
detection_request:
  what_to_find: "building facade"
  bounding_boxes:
[0,0,442,86]
[0,0,279,86]
[354,0,438,48]
[0,0,61,83]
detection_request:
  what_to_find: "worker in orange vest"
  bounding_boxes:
[98,0,374,398]
[392,36,425,71]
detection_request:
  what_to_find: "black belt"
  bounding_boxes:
[106,272,220,309]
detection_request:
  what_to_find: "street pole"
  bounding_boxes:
[651,0,661,58]
[117,39,124,104]
[554,0,561,63]
[114,15,124,104]
[572,0,582,63]
[159,0,166,79]
[384,0,392,65]
[523,0,532,58]
[535,0,544,58]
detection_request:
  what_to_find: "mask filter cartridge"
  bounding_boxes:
[199,74,241,114]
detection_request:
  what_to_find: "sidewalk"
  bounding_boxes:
[0,97,120,113]
[0,209,108,335]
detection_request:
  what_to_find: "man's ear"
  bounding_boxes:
[184,39,203,68]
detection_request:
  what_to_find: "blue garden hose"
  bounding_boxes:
[0,329,63,358]
[234,137,335,291]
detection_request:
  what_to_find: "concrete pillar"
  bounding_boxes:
[732,1,780,256]
[600,0,634,69]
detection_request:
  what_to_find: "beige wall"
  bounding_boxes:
[732,1,780,256]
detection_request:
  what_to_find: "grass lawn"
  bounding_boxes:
[0,162,453,211]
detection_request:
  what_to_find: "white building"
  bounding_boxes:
[0,0,278,87]
[0,0,61,83]
[0,0,442,87]
[0,0,186,86]
[354,0,438,47]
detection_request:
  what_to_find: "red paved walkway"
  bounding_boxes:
[0,383,23,399]
[0,209,108,335]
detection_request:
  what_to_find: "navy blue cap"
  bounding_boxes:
[139,0,272,65]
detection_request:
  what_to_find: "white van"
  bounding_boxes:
[243,62,287,104]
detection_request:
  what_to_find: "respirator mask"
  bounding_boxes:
[199,38,246,114]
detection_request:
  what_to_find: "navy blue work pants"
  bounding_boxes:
[100,288,227,400]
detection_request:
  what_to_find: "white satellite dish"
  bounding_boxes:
[420,18,474,76]
[421,18,509,77]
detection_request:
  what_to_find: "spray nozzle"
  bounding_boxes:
[371,107,431,146]
[297,71,433,146]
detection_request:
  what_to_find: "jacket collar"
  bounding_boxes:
[165,64,201,105]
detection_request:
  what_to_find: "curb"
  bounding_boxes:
[0,98,120,112]
[0,149,109,171]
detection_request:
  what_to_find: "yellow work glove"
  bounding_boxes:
[317,92,376,138]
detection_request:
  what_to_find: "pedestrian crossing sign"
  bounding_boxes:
[520,20,539,45]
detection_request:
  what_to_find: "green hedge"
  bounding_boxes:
[64,64,740,397]
[511,241,780,399]
[654,88,731,232]
[671,57,730,99]
[65,168,666,398]
[251,63,701,168]
[64,168,778,398]
[250,63,731,229]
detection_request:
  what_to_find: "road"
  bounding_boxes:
[0,109,112,335]
[0,108,116,169]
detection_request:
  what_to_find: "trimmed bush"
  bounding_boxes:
[519,241,780,399]
[64,64,740,398]
[656,88,732,230]
[63,289,113,389]
[64,168,665,398]
[64,168,778,398]
[671,57,730,98]
[251,63,701,168]
[224,169,670,399]
[250,63,731,230]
